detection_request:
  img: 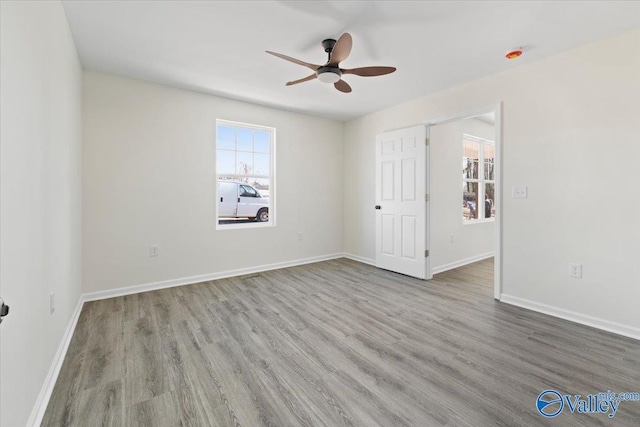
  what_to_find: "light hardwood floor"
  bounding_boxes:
[42,258,640,426]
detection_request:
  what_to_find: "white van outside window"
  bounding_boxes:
[216,120,275,229]
[218,181,269,222]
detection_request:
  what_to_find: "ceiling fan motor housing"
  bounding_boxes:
[322,38,337,53]
[316,66,342,83]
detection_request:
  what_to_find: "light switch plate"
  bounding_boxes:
[512,185,528,199]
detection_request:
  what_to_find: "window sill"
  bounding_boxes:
[216,221,274,231]
[463,218,495,225]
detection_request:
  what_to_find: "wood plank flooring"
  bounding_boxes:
[42,258,640,426]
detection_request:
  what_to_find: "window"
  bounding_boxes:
[462,134,495,223]
[216,120,275,228]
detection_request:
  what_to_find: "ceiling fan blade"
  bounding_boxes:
[341,66,397,77]
[286,74,317,86]
[265,51,321,71]
[327,33,352,66]
[334,79,352,93]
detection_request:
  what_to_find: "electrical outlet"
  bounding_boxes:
[150,245,159,257]
[50,292,55,315]
[512,185,528,199]
[298,232,303,241]
[569,263,582,279]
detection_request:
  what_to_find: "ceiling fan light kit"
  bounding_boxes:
[316,66,342,83]
[266,32,396,93]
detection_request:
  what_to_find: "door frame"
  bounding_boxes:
[424,103,503,299]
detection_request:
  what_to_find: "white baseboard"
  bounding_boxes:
[83,253,345,302]
[432,251,494,275]
[27,296,85,427]
[342,252,376,266]
[500,294,640,341]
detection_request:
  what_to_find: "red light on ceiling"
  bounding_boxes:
[505,50,523,60]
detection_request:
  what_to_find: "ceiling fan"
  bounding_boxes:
[266,33,396,93]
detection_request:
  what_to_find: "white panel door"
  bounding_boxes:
[375,125,428,279]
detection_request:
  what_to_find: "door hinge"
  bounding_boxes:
[425,250,430,257]
[425,194,429,202]
[0,298,9,324]
[425,137,430,146]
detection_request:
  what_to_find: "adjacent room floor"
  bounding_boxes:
[43,258,640,426]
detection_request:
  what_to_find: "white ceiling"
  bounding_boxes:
[62,1,640,121]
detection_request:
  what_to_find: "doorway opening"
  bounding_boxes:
[426,105,502,299]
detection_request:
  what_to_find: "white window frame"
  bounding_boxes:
[215,119,276,230]
[462,133,495,225]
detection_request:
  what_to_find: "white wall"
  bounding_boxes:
[344,29,640,331]
[0,2,83,426]
[83,72,344,293]
[431,118,495,272]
